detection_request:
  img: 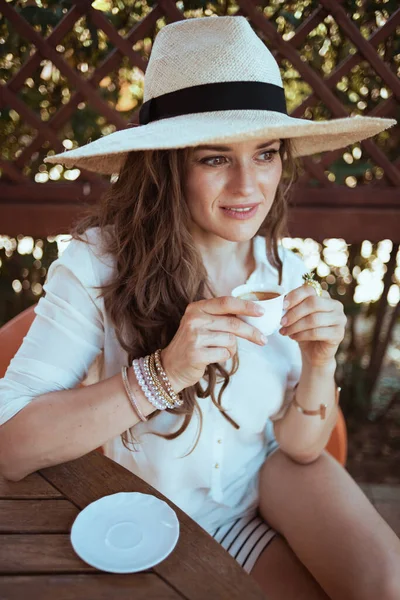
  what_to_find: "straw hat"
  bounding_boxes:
[45,15,396,175]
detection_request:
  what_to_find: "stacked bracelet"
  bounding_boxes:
[131,349,183,412]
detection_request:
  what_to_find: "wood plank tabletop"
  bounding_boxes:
[0,451,267,599]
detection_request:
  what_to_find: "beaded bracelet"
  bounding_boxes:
[145,355,176,409]
[133,358,167,411]
[132,358,157,407]
[140,356,170,409]
[148,353,176,409]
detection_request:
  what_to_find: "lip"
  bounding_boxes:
[220,204,260,220]
[221,203,260,209]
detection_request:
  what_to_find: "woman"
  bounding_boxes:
[0,15,399,600]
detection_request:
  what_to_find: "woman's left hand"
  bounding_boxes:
[279,284,347,367]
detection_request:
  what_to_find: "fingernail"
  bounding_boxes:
[283,300,290,309]
[256,305,265,315]
[261,334,268,344]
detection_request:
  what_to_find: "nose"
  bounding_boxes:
[228,161,257,197]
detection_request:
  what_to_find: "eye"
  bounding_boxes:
[200,156,227,167]
[199,149,279,168]
[258,150,279,161]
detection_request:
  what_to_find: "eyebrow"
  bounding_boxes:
[193,140,281,152]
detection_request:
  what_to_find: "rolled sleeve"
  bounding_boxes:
[0,234,105,426]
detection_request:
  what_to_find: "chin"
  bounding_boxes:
[217,224,261,243]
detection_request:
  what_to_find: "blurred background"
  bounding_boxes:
[0,0,399,485]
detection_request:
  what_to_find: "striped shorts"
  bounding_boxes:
[211,511,276,573]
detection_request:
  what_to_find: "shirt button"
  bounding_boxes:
[214,463,219,469]
[217,439,222,444]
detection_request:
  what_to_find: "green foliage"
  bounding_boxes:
[0,237,58,326]
[0,0,398,185]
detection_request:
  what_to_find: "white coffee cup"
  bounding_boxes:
[231,282,285,336]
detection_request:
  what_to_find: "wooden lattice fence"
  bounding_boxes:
[0,0,399,241]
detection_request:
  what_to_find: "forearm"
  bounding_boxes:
[0,368,156,482]
[273,359,339,463]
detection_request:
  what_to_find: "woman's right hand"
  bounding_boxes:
[160,296,267,393]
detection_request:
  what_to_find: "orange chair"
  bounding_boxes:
[0,304,104,455]
[0,305,36,377]
[325,406,347,466]
[0,305,348,465]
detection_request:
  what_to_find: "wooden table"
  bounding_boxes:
[0,451,267,599]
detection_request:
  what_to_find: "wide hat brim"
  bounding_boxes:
[45,110,396,175]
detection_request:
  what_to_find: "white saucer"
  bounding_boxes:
[70,492,180,573]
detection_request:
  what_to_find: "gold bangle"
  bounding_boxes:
[292,384,341,420]
[121,366,148,422]
[147,354,175,409]
[149,354,176,409]
[154,349,183,406]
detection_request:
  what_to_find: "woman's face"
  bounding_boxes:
[184,138,283,243]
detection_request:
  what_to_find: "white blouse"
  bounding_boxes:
[0,228,309,534]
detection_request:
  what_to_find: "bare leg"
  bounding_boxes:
[258,449,400,600]
[250,533,329,599]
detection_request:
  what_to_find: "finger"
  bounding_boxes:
[199,331,240,351]
[206,316,267,346]
[197,296,265,318]
[280,304,337,335]
[284,282,330,311]
[281,294,343,327]
[288,326,343,342]
[202,346,235,363]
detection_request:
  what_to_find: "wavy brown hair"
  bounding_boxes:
[71,139,298,454]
